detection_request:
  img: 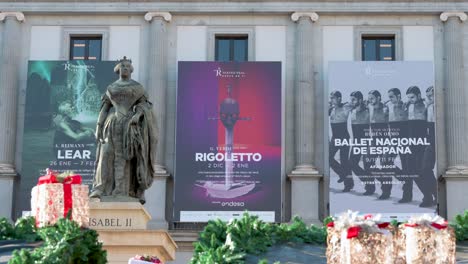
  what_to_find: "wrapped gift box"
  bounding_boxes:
[31,171,89,227]
[393,221,456,264]
[326,212,394,264]
[326,224,342,264]
[326,226,393,264]
[327,212,455,264]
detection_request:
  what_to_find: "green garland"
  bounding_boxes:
[191,212,331,264]
[0,216,107,264]
[0,217,40,242]
[450,210,468,242]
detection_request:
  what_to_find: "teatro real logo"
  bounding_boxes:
[214,67,246,78]
[63,62,95,72]
[364,66,395,77]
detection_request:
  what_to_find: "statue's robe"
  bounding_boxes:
[92,79,157,203]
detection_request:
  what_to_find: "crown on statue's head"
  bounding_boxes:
[118,56,132,64]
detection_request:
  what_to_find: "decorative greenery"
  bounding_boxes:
[323,216,333,226]
[191,212,328,264]
[0,217,15,241]
[450,210,468,241]
[0,216,40,242]
[271,216,327,245]
[8,217,107,264]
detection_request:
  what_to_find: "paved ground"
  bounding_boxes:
[246,241,468,264]
[1,240,468,263]
[458,241,468,264]
[0,240,42,264]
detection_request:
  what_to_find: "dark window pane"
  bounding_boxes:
[71,39,86,60]
[362,36,395,61]
[70,36,102,60]
[233,39,247,62]
[215,36,248,62]
[216,39,231,61]
[362,39,377,61]
[379,39,394,61]
[88,39,102,60]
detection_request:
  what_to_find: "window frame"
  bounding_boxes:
[207,26,255,61]
[214,35,249,62]
[69,36,103,60]
[354,26,402,61]
[361,35,396,61]
[61,27,109,60]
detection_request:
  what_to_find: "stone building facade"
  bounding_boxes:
[0,1,467,262]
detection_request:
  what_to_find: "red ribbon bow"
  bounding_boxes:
[430,222,448,229]
[347,226,361,239]
[377,222,390,229]
[363,214,373,220]
[38,172,58,185]
[326,222,335,228]
[62,175,82,218]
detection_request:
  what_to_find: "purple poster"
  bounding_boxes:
[175,62,282,222]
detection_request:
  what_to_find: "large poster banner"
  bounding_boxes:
[175,62,282,222]
[17,60,115,216]
[328,61,437,220]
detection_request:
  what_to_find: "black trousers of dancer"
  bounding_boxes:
[330,122,353,188]
[369,122,393,196]
[387,121,413,200]
[422,121,437,202]
[408,120,436,202]
[349,124,374,193]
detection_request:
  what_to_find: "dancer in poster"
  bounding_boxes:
[423,86,437,204]
[406,86,436,207]
[348,91,375,195]
[385,88,412,203]
[329,91,353,192]
[367,90,392,199]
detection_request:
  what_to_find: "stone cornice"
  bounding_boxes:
[144,11,172,22]
[1,3,468,14]
[291,12,319,22]
[440,11,467,22]
[0,12,24,22]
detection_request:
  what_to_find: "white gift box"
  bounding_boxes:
[31,183,89,227]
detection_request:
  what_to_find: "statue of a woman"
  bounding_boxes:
[90,57,157,204]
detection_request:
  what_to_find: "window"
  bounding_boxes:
[215,36,248,62]
[70,36,102,60]
[362,36,395,61]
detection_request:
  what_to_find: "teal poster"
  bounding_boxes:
[17,61,115,217]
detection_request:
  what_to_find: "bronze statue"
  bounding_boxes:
[90,57,157,204]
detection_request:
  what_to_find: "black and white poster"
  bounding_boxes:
[328,61,437,220]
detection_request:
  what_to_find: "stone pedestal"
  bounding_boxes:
[0,173,15,220]
[89,202,177,264]
[98,230,176,264]
[288,173,322,225]
[443,175,468,220]
[145,174,170,230]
